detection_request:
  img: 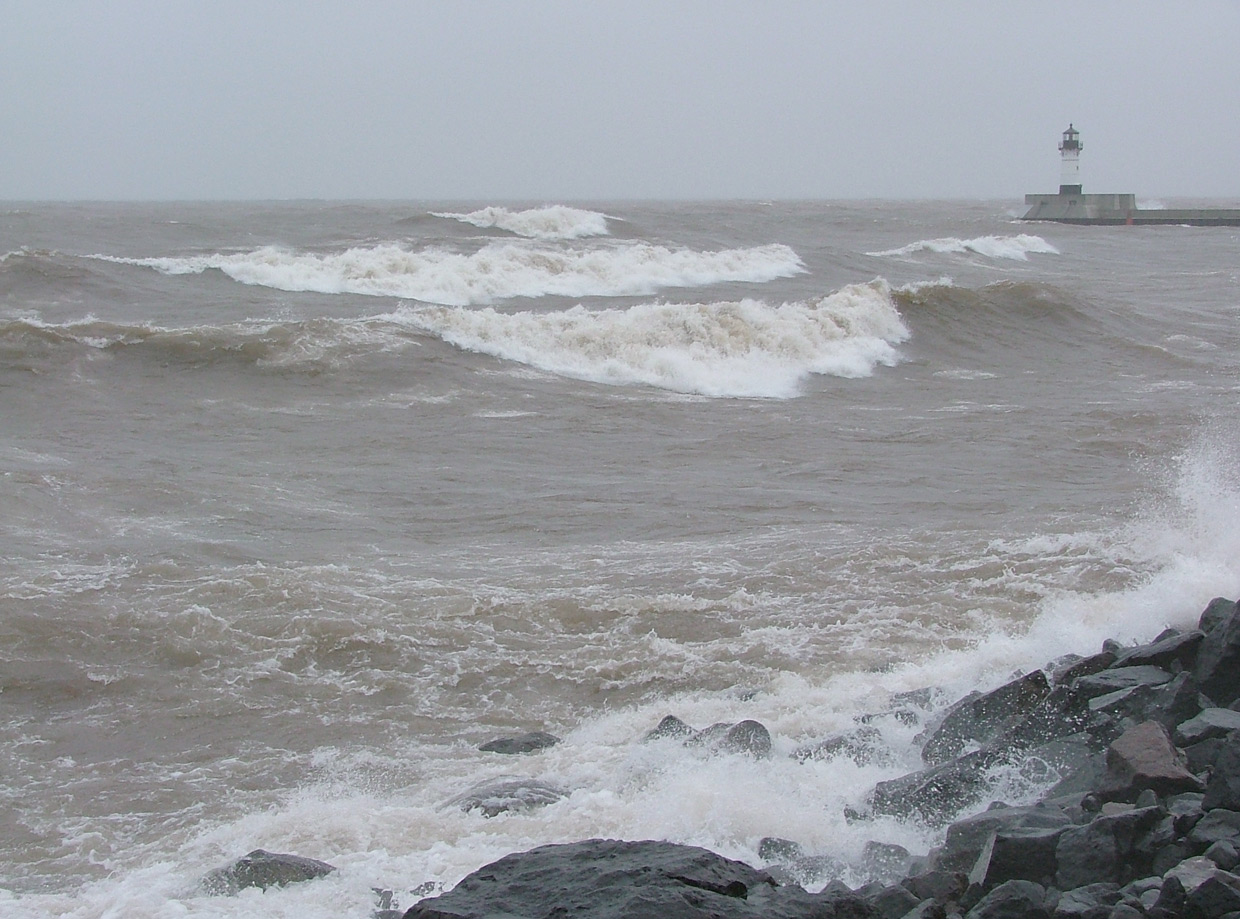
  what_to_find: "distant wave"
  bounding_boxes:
[431,205,611,239]
[91,240,804,307]
[399,279,909,399]
[869,234,1059,261]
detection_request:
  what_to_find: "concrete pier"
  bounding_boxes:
[1021,193,1240,226]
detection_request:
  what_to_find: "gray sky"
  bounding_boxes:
[3,2,1238,200]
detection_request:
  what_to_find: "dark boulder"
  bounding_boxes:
[478,731,561,755]
[446,776,567,817]
[860,841,911,885]
[400,839,877,919]
[718,720,773,758]
[199,848,335,895]
[757,837,804,863]
[1101,720,1203,801]
[869,749,1001,826]
[920,671,1051,766]
[1189,810,1240,849]
[1112,629,1205,673]
[1054,807,1164,889]
[1203,734,1240,811]
[1185,874,1240,919]
[1073,666,1174,700]
[1051,882,1122,918]
[963,879,1050,919]
[1200,598,1239,637]
[1051,651,1118,687]
[935,803,1072,874]
[1176,709,1240,746]
[793,726,893,767]
[1195,598,1240,706]
[970,824,1066,889]
[645,715,696,741]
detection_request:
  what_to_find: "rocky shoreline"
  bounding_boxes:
[209,595,1240,919]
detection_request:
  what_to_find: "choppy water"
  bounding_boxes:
[2,200,1239,918]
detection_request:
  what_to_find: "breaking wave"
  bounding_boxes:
[90,240,803,307]
[431,206,611,239]
[869,234,1059,261]
[400,279,909,398]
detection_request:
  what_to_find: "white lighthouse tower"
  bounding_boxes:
[1058,124,1082,195]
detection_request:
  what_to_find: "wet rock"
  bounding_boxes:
[861,841,911,884]
[401,838,868,919]
[446,776,567,817]
[869,749,1001,826]
[1051,882,1121,918]
[902,869,968,906]
[1185,873,1240,919]
[718,720,772,758]
[935,803,1072,875]
[758,837,804,863]
[1072,666,1174,700]
[921,671,1051,766]
[869,882,921,919]
[200,849,335,895]
[1199,598,1239,637]
[478,731,561,754]
[1176,708,1240,746]
[1204,839,1240,872]
[970,824,1065,889]
[793,725,892,766]
[1196,599,1240,706]
[1101,720,1203,800]
[1051,651,1117,687]
[645,715,696,741]
[1112,629,1205,673]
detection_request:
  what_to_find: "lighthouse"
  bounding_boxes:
[1058,124,1082,195]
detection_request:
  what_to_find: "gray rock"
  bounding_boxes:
[199,849,335,895]
[921,671,1051,766]
[446,776,567,817]
[683,719,773,758]
[1200,598,1240,639]
[1052,882,1121,918]
[1177,709,1240,746]
[478,731,561,754]
[1185,874,1240,919]
[870,749,1001,826]
[1113,629,1204,673]
[1051,651,1118,687]
[758,836,804,863]
[936,804,1072,875]
[869,883,921,919]
[963,879,1049,919]
[1204,735,1240,811]
[1054,807,1164,889]
[1073,666,1174,700]
[971,824,1066,889]
[902,870,968,905]
[1196,598,1240,706]
[645,715,696,741]
[401,838,875,919]
[1101,720,1203,801]
[861,841,911,884]
[1190,811,1240,849]
[793,726,893,767]
[1205,840,1240,872]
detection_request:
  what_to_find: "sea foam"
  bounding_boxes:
[869,234,1059,261]
[431,206,612,239]
[398,279,910,398]
[92,240,803,307]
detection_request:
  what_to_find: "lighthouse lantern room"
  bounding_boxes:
[1058,124,1083,195]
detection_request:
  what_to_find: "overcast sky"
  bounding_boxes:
[3,2,1238,201]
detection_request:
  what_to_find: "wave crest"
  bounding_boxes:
[91,240,804,307]
[431,205,611,239]
[869,234,1059,261]
[401,278,909,398]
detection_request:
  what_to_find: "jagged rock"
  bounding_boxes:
[1189,810,1240,849]
[1204,839,1240,871]
[478,731,561,754]
[767,854,848,890]
[869,882,921,919]
[1112,630,1205,673]
[869,748,1001,826]
[935,803,1072,874]
[1196,598,1240,706]
[970,824,1066,889]
[758,837,804,863]
[1073,666,1174,700]
[400,839,876,919]
[1203,734,1240,811]
[902,869,968,905]
[793,726,893,766]
[1176,708,1240,746]
[446,776,567,817]
[199,849,335,895]
[963,879,1050,919]
[1054,807,1164,889]
[921,671,1051,766]
[1200,598,1239,636]
[1185,873,1240,919]
[645,715,696,741]
[718,720,772,758]
[861,841,911,884]
[1101,720,1203,800]
[1051,882,1122,918]
[1086,672,1206,737]
[1051,651,1117,687]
